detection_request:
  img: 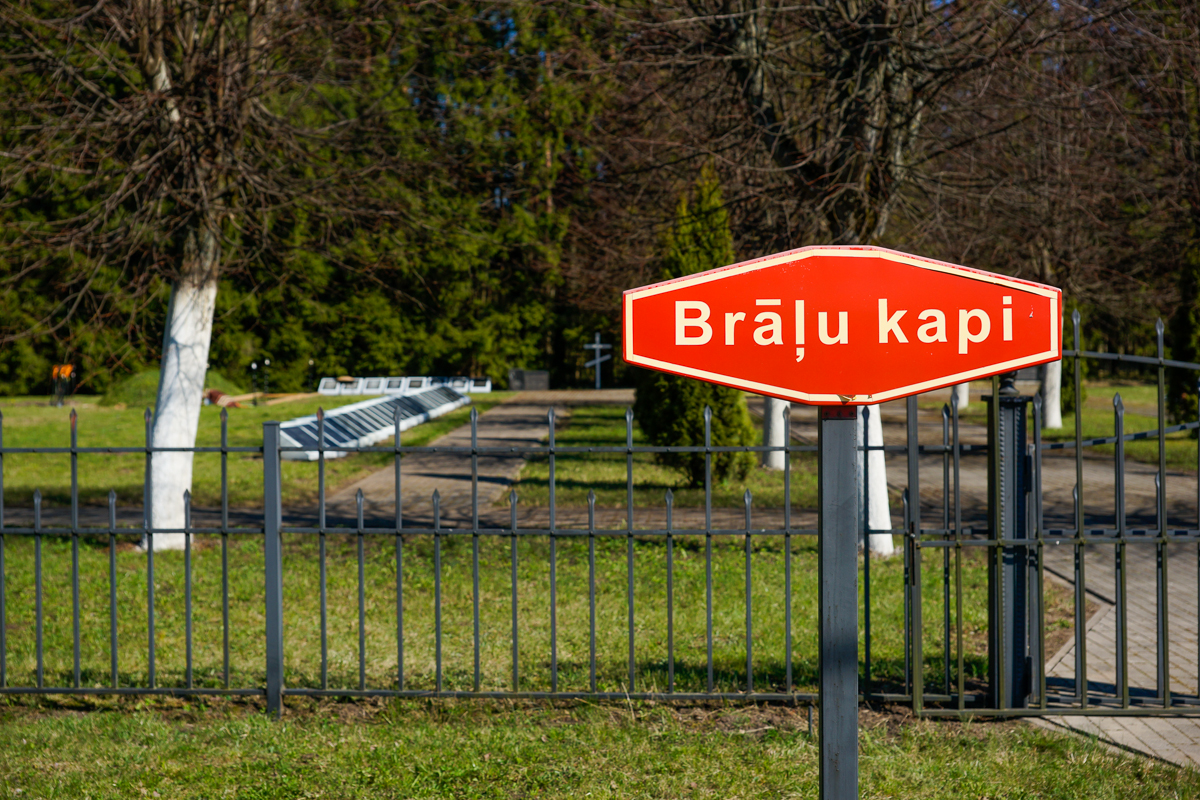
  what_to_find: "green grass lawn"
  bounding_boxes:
[919,382,1200,470]
[0,393,515,508]
[0,529,994,697]
[1,698,1196,799]
[511,406,819,510]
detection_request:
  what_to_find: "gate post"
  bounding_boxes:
[818,405,860,800]
[986,373,1033,710]
[263,421,285,717]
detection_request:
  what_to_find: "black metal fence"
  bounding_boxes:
[2,310,1200,718]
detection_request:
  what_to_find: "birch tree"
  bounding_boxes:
[1,0,402,548]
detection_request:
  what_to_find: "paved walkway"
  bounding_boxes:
[317,390,636,529]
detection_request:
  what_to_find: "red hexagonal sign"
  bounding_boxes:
[622,245,1061,405]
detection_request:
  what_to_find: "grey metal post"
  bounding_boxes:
[263,421,285,717]
[818,405,860,800]
[986,372,1032,710]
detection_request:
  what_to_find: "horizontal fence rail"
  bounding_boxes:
[2,311,1200,718]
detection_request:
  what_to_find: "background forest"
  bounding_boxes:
[2,0,1199,401]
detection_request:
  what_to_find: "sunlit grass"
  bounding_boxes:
[0,393,515,508]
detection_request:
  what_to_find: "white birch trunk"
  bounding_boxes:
[858,404,895,556]
[761,396,789,470]
[951,382,970,412]
[1041,360,1063,429]
[145,229,219,551]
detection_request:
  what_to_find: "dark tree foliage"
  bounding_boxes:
[0,1,609,394]
[633,173,755,486]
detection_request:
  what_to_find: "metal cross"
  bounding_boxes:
[583,332,612,390]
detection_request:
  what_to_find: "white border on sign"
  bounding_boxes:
[622,245,1061,405]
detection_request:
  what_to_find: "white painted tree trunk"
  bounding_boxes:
[951,382,970,412]
[858,404,895,556]
[761,396,790,470]
[1041,360,1063,429]
[145,228,219,551]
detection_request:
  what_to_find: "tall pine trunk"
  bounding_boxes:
[146,226,218,550]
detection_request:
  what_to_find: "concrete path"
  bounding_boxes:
[316,390,635,529]
[1036,542,1200,769]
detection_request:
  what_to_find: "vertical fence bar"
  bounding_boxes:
[471,407,481,693]
[184,490,193,689]
[1196,378,1200,699]
[434,489,443,693]
[745,489,753,694]
[263,421,284,716]
[510,491,519,692]
[318,409,328,690]
[940,407,950,695]
[863,408,872,698]
[1156,320,1171,707]
[626,407,635,693]
[548,409,557,694]
[34,490,42,689]
[109,491,118,688]
[395,405,404,691]
[0,409,4,688]
[989,374,1005,711]
[144,408,155,689]
[783,405,793,694]
[1073,310,1087,708]
[903,490,911,692]
[357,489,366,692]
[907,394,923,714]
[221,408,230,689]
[1033,396,1047,709]
[1114,394,1129,708]
[666,489,675,694]
[704,406,714,693]
[70,410,80,689]
[953,392,964,711]
[942,406,951,697]
[588,490,597,694]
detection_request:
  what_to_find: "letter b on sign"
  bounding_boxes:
[676,301,712,345]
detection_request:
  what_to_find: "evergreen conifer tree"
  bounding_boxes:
[633,172,755,486]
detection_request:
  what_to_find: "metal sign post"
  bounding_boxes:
[818,405,860,800]
[583,332,612,390]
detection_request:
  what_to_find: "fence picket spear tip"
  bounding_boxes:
[1157,318,1165,336]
